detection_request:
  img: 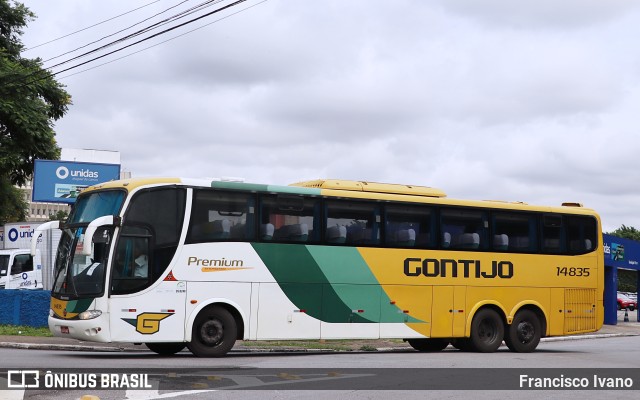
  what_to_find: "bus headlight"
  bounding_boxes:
[78,310,102,320]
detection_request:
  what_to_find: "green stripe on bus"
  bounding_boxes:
[251,243,375,323]
[307,246,422,323]
[252,243,421,323]
[211,181,321,195]
[65,298,94,313]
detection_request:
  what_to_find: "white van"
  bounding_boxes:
[0,248,43,290]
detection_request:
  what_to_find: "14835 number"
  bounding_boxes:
[556,267,590,277]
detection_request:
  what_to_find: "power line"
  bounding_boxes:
[44,0,227,70]
[14,0,253,87]
[49,0,244,76]
[58,0,268,80]
[24,0,162,51]
[43,0,193,63]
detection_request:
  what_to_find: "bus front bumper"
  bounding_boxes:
[48,314,112,343]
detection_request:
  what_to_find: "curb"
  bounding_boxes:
[0,342,141,352]
[1,331,638,353]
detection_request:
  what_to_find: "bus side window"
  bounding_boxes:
[542,215,565,254]
[384,204,435,248]
[260,195,320,243]
[326,201,380,246]
[187,190,255,243]
[491,213,538,253]
[441,209,488,250]
[567,216,597,254]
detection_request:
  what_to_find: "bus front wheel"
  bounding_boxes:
[407,338,449,352]
[187,305,237,357]
[146,342,186,355]
[469,308,504,353]
[505,309,542,353]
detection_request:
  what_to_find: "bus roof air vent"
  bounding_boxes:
[482,200,528,205]
[562,202,583,207]
[290,179,447,198]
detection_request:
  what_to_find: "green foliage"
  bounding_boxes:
[618,269,637,292]
[607,225,640,242]
[49,209,69,222]
[0,324,52,337]
[0,0,70,187]
[607,225,639,292]
[0,176,27,223]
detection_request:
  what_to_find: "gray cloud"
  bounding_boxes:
[20,0,640,232]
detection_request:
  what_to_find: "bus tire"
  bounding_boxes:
[187,305,237,357]
[505,309,542,353]
[145,342,186,355]
[407,338,449,352]
[469,308,504,353]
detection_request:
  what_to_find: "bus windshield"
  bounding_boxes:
[51,189,124,299]
[68,190,125,224]
[52,227,112,299]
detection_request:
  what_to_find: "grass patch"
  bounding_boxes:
[239,340,353,351]
[0,325,52,337]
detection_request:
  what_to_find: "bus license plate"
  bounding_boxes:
[60,326,69,334]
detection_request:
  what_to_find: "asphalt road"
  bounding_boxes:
[1,333,639,399]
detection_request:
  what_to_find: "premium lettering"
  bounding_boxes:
[187,257,244,267]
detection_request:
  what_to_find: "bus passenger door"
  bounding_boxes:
[109,231,187,342]
[431,286,466,337]
[549,288,564,336]
[431,286,453,337]
[256,282,321,339]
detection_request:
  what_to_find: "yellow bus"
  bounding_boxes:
[36,178,603,356]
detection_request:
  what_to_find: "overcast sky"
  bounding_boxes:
[18,0,640,232]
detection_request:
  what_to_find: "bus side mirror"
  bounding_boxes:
[82,216,121,256]
[31,220,60,256]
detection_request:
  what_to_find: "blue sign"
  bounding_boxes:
[603,233,640,271]
[32,160,121,203]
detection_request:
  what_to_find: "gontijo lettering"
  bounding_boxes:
[404,258,514,278]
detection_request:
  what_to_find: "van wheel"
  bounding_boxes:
[407,338,449,352]
[505,310,542,353]
[187,306,237,357]
[146,342,186,355]
[469,308,504,353]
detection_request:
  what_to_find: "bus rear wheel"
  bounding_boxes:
[407,338,449,352]
[145,342,186,355]
[505,309,542,353]
[469,308,504,353]
[187,305,237,357]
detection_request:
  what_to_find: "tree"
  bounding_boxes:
[49,210,68,222]
[0,0,71,224]
[607,225,639,293]
[607,225,640,242]
[0,177,27,222]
